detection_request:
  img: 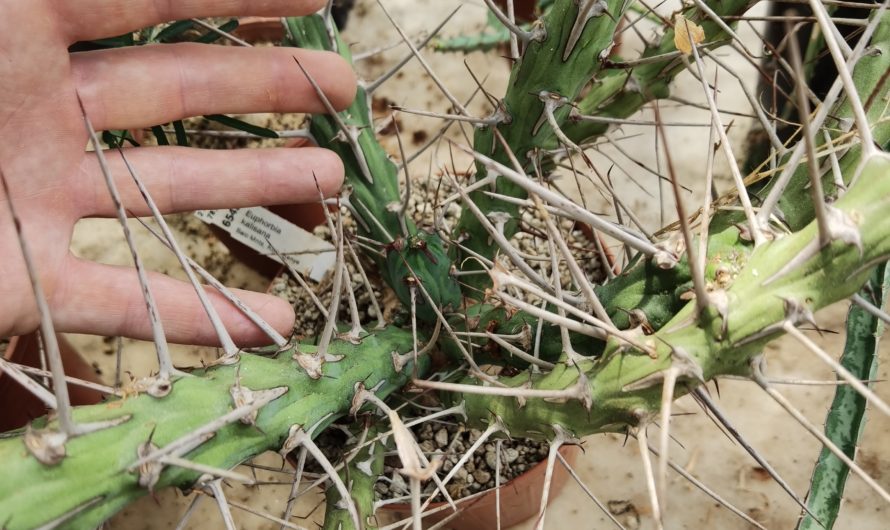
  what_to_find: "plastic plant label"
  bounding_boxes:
[195,207,335,282]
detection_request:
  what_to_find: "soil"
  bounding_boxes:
[299,418,552,504]
[382,421,551,502]
[49,1,890,529]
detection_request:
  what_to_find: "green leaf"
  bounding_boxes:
[101,130,139,148]
[203,114,279,139]
[88,33,135,48]
[153,20,195,43]
[196,19,239,44]
[797,263,889,529]
[151,125,170,146]
[172,120,189,147]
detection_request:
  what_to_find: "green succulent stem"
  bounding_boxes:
[458,154,890,438]
[563,0,755,143]
[0,328,425,529]
[286,16,462,321]
[797,263,889,530]
[455,0,628,286]
[323,425,383,530]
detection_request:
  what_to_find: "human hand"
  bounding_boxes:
[0,1,355,345]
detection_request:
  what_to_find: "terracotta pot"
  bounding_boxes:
[0,332,103,432]
[234,17,286,43]
[380,444,581,530]
[577,221,620,277]
[495,0,538,23]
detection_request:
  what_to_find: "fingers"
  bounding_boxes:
[53,257,295,347]
[72,44,356,131]
[76,146,343,217]
[56,0,327,42]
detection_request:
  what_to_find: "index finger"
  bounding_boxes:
[55,0,327,42]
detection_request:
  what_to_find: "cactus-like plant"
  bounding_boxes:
[1,1,889,529]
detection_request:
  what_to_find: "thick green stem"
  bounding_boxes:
[798,264,889,530]
[455,0,628,286]
[459,154,890,438]
[563,0,754,143]
[0,328,423,529]
[323,425,383,530]
[286,16,462,321]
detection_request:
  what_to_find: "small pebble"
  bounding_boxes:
[435,428,449,448]
[473,469,491,485]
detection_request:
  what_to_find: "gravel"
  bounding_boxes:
[270,172,608,336]
[375,419,551,502]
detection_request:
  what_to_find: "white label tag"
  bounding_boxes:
[195,207,335,282]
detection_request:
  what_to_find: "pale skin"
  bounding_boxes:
[0,0,357,345]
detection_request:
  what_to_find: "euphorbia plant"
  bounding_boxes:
[1,2,889,529]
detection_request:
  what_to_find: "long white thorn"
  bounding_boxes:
[376,0,469,116]
[556,451,628,530]
[701,49,787,155]
[161,455,255,484]
[189,17,252,47]
[482,0,542,45]
[343,235,385,329]
[485,332,556,369]
[78,97,178,387]
[222,497,307,530]
[698,112,717,285]
[365,7,460,94]
[751,358,890,504]
[534,428,569,530]
[545,243,587,366]
[129,386,287,471]
[136,219,287,347]
[6,362,119,397]
[2,162,76,436]
[174,493,204,530]
[637,425,664,530]
[0,358,59,408]
[653,103,710,314]
[316,210,345,359]
[785,21,832,246]
[202,478,237,530]
[391,105,503,126]
[756,4,886,224]
[646,444,767,530]
[280,446,307,530]
[657,367,679,509]
[342,260,366,340]
[451,141,664,258]
[693,388,817,521]
[505,0,519,59]
[495,290,607,339]
[686,25,765,246]
[293,58,375,184]
[783,322,890,417]
[806,0,876,155]
[263,237,329,320]
[119,151,239,358]
[412,377,590,402]
[852,293,890,325]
